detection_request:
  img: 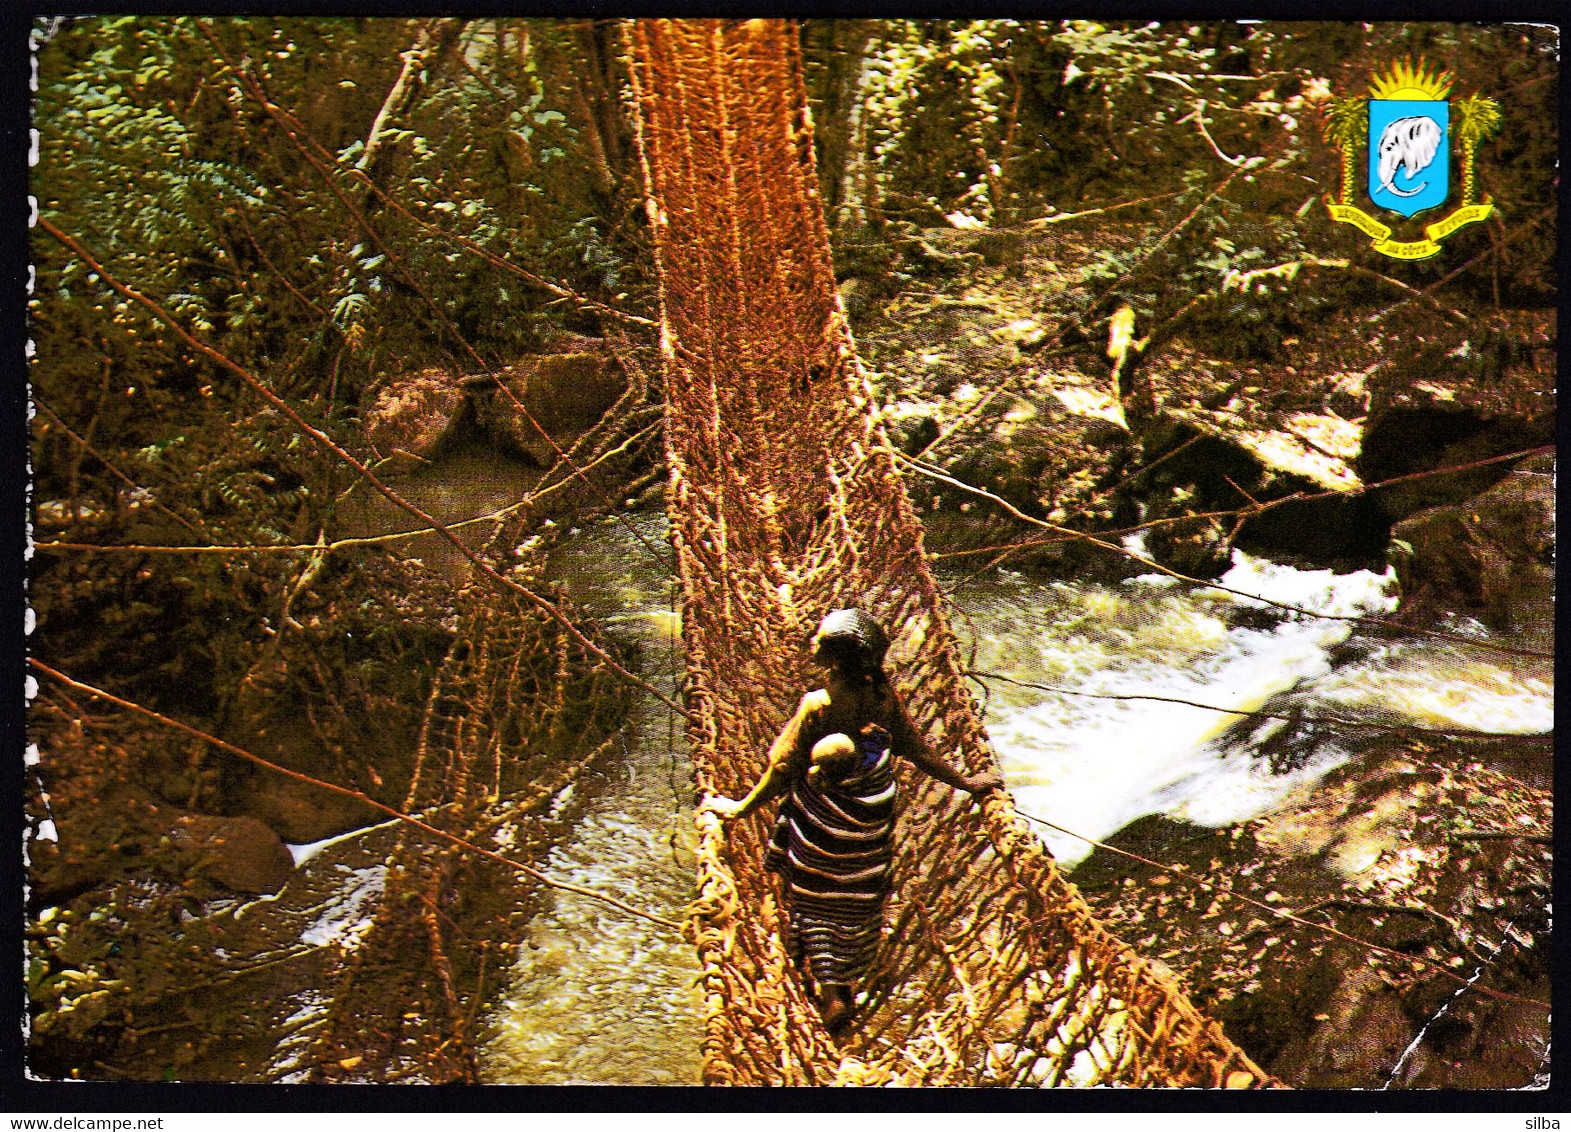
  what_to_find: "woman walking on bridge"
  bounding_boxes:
[703,608,1002,1034]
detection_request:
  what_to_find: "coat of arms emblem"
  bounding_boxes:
[1323,58,1501,260]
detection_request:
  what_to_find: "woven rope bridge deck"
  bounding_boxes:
[627,18,1278,1087]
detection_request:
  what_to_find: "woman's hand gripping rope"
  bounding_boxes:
[698,794,746,821]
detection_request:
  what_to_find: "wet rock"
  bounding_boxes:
[362,367,469,472]
[1104,331,1553,576]
[368,344,629,472]
[1131,410,1388,574]
[909,393,1146,582]
[468,347,627,466]
[1268,966,1415,1087]
[166,813,296,895]
[1143,513,1232,579]
[245,772,383,846]
[1358,346,1553,524]
[1389,453,1554,633]
[1115,419,1377,577]
[1076,743,1551,1090]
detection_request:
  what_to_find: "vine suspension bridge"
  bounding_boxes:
[31,18,1550,1087]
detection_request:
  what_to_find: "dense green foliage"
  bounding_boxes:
[808,19,1555,352]
[25,16,1557,1086]
[31,18,642,711]
[30,12,1556,725]
[29,12,1556,741]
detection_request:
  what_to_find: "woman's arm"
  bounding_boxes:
[890,696,1004,795]
[703,691,822,820]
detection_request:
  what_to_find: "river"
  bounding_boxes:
[478,512,703,1085]
[466,510,1550,1083]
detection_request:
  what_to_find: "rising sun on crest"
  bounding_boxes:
[1368,57,1454,101]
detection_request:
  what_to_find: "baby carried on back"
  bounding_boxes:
[703,608,1002,1034]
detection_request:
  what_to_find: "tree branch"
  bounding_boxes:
[37,216,690,720]
[898,448,1551,660]
[357,18,468,185]
[30,658,682,930]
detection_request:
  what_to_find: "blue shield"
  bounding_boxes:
[1368,100,1450,218]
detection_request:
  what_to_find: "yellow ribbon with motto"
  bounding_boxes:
[1326,199,1493,260]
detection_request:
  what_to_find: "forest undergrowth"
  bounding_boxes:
[26,17,1554,1085]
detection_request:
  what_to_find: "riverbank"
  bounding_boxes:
[27,212,1554,1088]
[27,493,1552,1087]
[1073,731,1552,1088]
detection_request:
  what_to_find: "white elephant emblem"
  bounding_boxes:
[1376,115,1442,197]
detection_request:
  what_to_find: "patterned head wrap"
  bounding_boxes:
[811,608,889,670]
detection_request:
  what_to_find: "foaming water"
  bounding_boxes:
[479,514,704,1085]
[950,550,1551,866]
[1312,641,1553,734]
[473,512,1551,1077]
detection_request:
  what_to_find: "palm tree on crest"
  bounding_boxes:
[1453,93,1502,206]
[1322,96,1367,205]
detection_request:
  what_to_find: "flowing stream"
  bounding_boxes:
[324,475,1551,1084]
[471,512,1549,1083]
[956,547,1551,866]
[478,512,703,1085]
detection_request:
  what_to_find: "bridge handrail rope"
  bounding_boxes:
[28,659,681,930]
[36,434,1546,593]
[933,443,1552,571]
[29,657,1540,1018]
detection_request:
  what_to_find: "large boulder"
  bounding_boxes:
[1389,453,1554,634]
[1358,338,1554,524]
[467,344,627,466]
[904,383,1147,583]
[244,770,385,846]
[1119,332,1552,577]
[1075,743,1551,1089]
[361,367,470,472]
[1134,412,1386,576]
[30,774,298,899]
[165,812,296,895]
[364,341,630,471]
